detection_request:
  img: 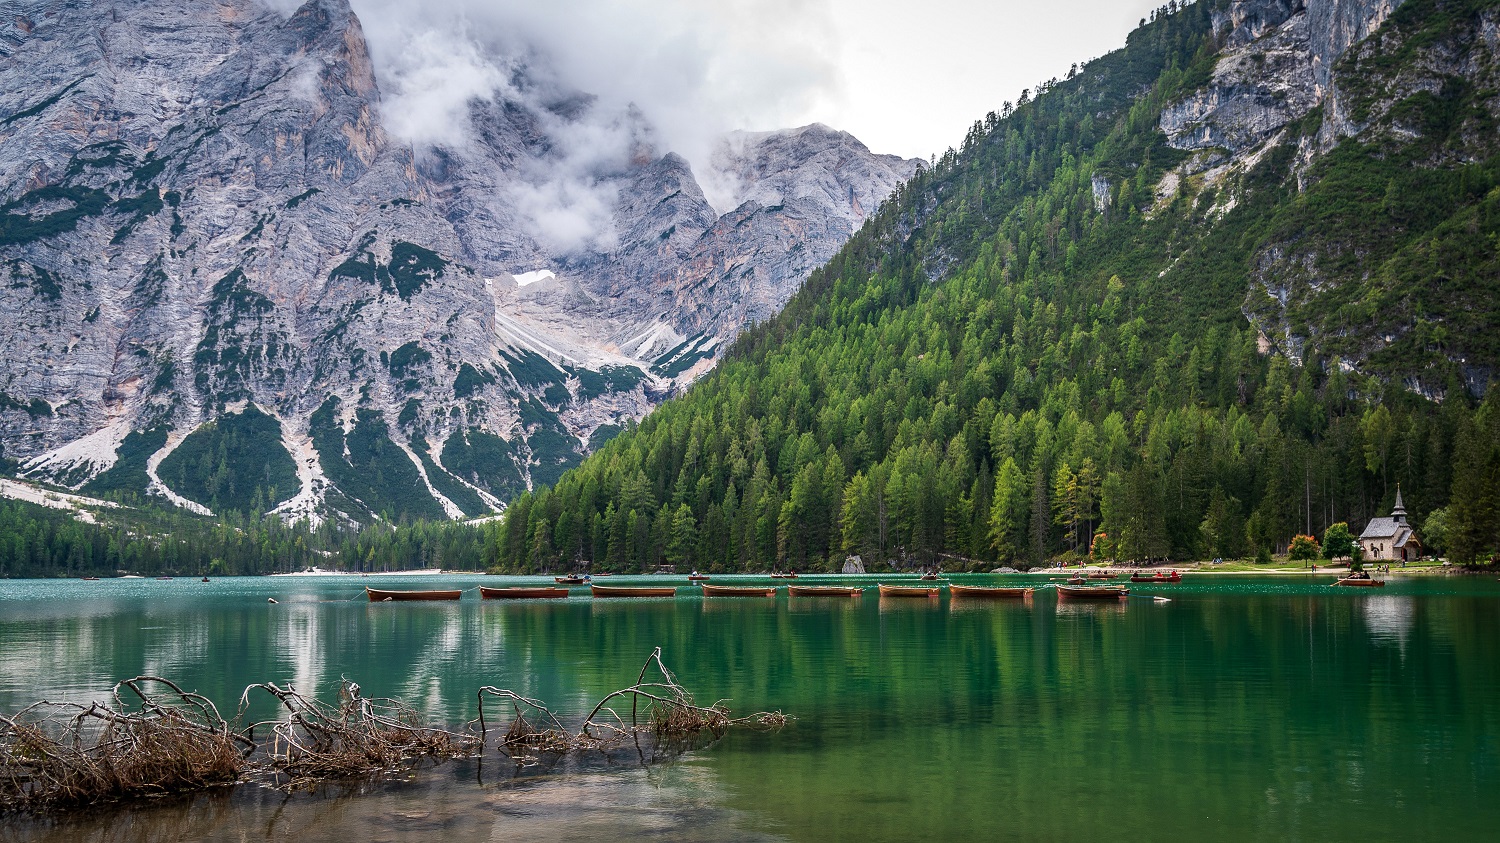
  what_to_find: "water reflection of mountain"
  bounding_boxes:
[277,601,326,706]
[1361,595,1415,652]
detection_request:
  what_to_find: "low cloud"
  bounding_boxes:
[510,177,622,254]
[376,27,508,150]
[340,0,842,252]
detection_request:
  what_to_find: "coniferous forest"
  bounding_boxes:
[0,498,486,578]
[490,0,1500,573]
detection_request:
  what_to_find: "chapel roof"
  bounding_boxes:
[1361,517,1400,540]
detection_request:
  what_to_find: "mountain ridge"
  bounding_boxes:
[0,0,919,523]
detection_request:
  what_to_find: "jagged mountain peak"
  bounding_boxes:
[0,0,919,524]
[710,122,919,230]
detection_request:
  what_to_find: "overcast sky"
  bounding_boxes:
[823,0,1169,158]
[338,0,1172,162]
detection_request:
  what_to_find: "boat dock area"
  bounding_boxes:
[347,568,1405,603]
[351,573,1181,602]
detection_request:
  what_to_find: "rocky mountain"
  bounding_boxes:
[0,0,919,522]
[489,0,1500,574]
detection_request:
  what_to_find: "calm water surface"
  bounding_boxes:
[2,573,1498,841]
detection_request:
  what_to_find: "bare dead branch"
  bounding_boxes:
[2,650,789,816]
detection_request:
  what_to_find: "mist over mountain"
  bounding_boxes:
[0,0,918,522]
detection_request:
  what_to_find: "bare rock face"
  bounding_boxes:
[1162,0,1406,156]
[1308,0,1407,92]
[1162,12,1319,155]
[1156,0,1498,397]
[1213,0,1305,49]
[0,0,919,521]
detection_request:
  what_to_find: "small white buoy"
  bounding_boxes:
[267,598,278,604]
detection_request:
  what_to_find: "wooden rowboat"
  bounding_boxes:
[879,583,942,598]
[949,584,1033,598]
[1056,584,1128,600]
[687,574,711,581]
[1129,573,1182,583]
[1333,577,1386,587]
[788,585,863,597]
[701,583,776,597]
[480,586,569,599]
[555,575,587,584]
[769,572,799,579]
[1087,572,1116,580]
[366,587,462,602]
[590,584,677,598]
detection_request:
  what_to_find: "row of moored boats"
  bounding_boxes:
[364,582,1142,601]
[365,567,1391,601]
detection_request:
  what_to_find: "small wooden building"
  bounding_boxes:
[1359,487,1423,562]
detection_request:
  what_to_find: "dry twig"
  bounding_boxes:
[237,679,478,783]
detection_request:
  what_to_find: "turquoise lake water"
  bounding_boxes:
[2,573,1498,841]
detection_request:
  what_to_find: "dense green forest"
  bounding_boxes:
[157,405,300,513]
[489,0,1500,573]
[0,497,487,578]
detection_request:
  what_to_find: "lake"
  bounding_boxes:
[2,573,1498,841]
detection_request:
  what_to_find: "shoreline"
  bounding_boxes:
[1020,564,1473,577]
[14,565,1486,582]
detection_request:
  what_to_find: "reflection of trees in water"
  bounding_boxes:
[8,581,1500,841]
[387,605,484,716]
[0,617,107,710]
[1053,600,1128,617]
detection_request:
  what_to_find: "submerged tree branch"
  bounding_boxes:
[1,650,790,815]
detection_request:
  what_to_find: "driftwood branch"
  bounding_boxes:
[235,680,477,783]
[0,679,246,813]
[2,650,789,815]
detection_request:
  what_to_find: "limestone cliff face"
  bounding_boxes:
[0,0,919,521]
[1162,0,1406,156]
[1153,0,1498,395]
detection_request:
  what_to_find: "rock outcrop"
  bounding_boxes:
[1162,0,1406,157]
[1154,0,1498,395]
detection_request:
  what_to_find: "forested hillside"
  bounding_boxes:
[0,497,486,578]
[490,0,1500,572]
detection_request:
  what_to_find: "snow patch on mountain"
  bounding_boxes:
[511,270,556,287]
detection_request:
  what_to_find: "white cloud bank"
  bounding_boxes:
[259,0,1170,251]
[335,0,842,253]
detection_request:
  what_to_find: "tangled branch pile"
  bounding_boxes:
[0,677,248,812]
[478,647,790,762]
[1,650,789,815]
[240,680,477,783]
